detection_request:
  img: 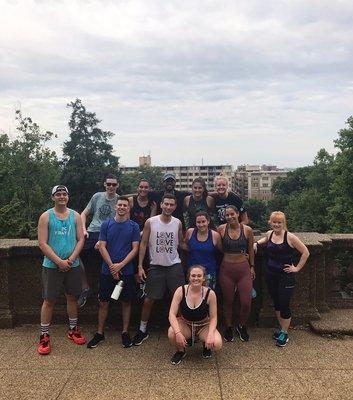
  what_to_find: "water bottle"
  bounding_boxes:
[111,280,124,300]
[251,287,257,299]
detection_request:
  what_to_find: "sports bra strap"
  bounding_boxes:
[269,230,274,241]
[182,285,186,297]
[204,287,211,302]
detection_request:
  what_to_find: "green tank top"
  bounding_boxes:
[42,208,80,269]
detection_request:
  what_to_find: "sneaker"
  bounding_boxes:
[276,331,289,347]
[87,332,105,348]
[273,328,281,340]
[132,330,149,346]
[171,350,186,365]
[202,345,212,359]
[37,334,51,355]
[236,325,250,342]
[77,288,90,308]
[121,332,133,348]
[224,327,234,342]
[68,326,86,345]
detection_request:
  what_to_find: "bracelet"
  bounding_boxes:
[174,331,181,335]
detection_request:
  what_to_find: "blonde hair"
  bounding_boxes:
[269,211,288,230]
[214,174,229,187]
[187,265,208,286]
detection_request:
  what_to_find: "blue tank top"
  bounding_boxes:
[43,208,79,269]
[188,229,217,275]
[266,231,295,272]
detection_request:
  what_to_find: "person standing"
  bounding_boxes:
[132,194,185,345]
[87,197,140,349]
[218,205,255,343]
[37,185,85,355]
[78,174,119,307]
[254,211,309,347]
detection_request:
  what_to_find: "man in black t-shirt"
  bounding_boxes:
[149,173,190,227]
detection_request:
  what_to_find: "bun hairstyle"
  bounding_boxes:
[187,265,208,286]
[214,174,229,187]
[269,211,288,230]
[225,205,239,213]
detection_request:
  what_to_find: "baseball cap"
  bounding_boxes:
[51,185,69,195]
[163,173,176,181]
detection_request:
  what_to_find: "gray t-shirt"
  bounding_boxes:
[86,192,117,232]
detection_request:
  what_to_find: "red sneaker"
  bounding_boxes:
[37,334,51,355]
[68,326,86,345]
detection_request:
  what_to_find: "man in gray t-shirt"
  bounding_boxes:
[78,174,119,307]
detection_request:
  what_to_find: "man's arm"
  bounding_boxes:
[81,205,91,238]
[37,212,70,271]
[138,219,151,281]
[68,212,85,262]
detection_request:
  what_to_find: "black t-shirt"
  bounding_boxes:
[150,190,190,223]
[214,192,246,225]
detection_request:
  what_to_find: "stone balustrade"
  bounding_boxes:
[1,233,353,328]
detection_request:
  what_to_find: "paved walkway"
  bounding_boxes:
[1,325,352,400]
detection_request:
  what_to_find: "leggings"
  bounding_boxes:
[219,260,252,326]
[266,270,295,319]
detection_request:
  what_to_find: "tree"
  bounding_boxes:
[61,99,120,211]
[244,199,269,231]
[0,111,59,238]
[119,166,164,194]
[328,116,353,232]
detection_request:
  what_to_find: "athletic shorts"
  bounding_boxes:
[98,274,137,302]
[83,231,100,251]
[42,267,82,301]
[145,263,185,300]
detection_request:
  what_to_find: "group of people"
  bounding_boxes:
[37,172,310,364]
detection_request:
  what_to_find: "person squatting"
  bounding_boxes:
[37,173,310,364]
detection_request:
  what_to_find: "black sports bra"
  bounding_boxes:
[222,224,248,254]
[180,285,210,321]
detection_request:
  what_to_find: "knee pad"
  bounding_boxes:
[280,308,291,319]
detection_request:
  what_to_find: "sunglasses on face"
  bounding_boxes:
[106,182,117,187]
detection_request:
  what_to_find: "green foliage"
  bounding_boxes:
[244,199,269,231]
[61,99,120,211]
[0,111,60,238]
[119,166,164,194]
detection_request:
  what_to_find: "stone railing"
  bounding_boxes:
[1,233,353,328]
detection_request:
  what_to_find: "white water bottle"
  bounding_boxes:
[111,280,124,300]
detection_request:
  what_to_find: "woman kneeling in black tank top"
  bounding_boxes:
[168,265,222,365]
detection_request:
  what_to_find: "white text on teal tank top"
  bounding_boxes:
[43,208,80,269]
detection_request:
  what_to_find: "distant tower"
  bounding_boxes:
[139,154,151,167]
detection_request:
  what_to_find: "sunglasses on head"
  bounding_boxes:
[106,182,117,187]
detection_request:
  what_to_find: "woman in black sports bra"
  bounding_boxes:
[255,211,309,348]
[217,205,255,343]
[168,265,222,365]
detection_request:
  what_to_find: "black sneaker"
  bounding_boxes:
[87,332,105,349]
[236,325,250,342]
[224,327,234,342]
[121,332,133,348]
[171,350,186,365]
[132,330,149,346]
[202,345,212,359]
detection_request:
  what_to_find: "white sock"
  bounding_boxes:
[139,320,148,333]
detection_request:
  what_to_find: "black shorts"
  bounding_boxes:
[42,267,82,301]
[98,274,138,302]
[83,231,100,251]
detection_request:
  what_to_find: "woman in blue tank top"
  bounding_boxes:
[255,211,310,347]
[184,211,222,289]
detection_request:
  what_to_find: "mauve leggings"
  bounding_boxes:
[219,260,252,326]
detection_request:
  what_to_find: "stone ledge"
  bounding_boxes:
[309,309,353,336]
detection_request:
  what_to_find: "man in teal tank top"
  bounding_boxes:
[37,185,86,355]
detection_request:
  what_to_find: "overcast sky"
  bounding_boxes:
[1,0,352,168]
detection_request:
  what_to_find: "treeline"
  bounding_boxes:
[1,98,352,237]
[0,99,163,238]
[247,116,353,234]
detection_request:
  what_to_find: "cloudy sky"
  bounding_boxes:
[1,0,352,168]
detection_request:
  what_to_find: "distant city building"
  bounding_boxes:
[234,164,291,201]
[120,157,234,191]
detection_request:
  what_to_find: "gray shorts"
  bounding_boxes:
[42,267,82,301]
[145,263,185,300]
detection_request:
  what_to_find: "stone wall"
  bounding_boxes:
[1,233,353,328]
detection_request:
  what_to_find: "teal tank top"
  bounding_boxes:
[43,208,80,269]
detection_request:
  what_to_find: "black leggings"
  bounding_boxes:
[266,270,295,319]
